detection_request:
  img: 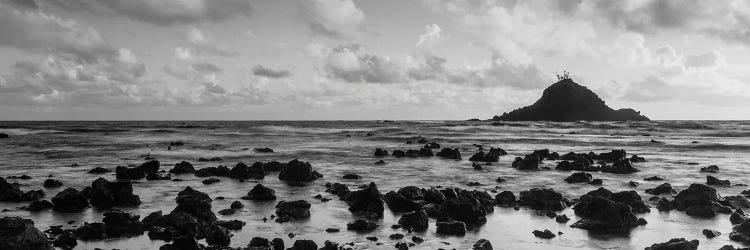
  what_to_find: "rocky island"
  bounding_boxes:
[494,78,649,122]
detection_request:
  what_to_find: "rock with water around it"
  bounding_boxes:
[435,221,466,236]
[275,200,311,222]
[646,183,675,195]
[436,148,461,160]
[565,172,593,183]
[170,186,216,222]
[170,161,195,174]
[89,178,141,208]
[52,188,88,212]
[0,217,54,250]
[278,159,322,182]
[707,176,731,187]
[244,184,277,201]
[398,210,428,232]
[645,238,699,250]
[518,188,567,211]
[344,182,384,218]
[532,229,555,239]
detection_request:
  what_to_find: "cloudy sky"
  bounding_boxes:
[0,0,749,120]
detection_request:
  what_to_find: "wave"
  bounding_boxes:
[0,128,63,135]
[685,143,750,151]
[700,131,750,137]
[252,125,371,134]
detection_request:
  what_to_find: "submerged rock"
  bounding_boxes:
[700,165,719,173]
[532,229,555,239]
[0,217,54,250]
[707,175,731,187]
[374,148,389,157]
[346,219,377,232]
[436,148,462,160]
[398,210,429,232]
[601,159,638,174]
[511,156,540,170]
[571,195,641,231]
[43,179,63,188]
[170,161,195,174]
[564,172,593,183]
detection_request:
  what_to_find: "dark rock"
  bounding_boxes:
[564,172,593,183]
[375,160,386,165]
[384,191,420,212]
[424,188,446,204]
[170,161,195,174]
[197,157,222,162]
[344,182,384,218]
[493,79,649,121]
[589,179,603,185]
[495,191,516,207]
[194,165,230,177]
[115,166,145,180]
[601,159,638,174]
[707,176,731,187]
[25,200,54,211]
[630,155,646,162]
[436,148,461,160]
[555,214,570,223]
[272,238,284,250]
[700,165,719,173]
[43,179,63,188]
[171,186,216,222]
[646,183,675,195]
[392,150,406,157]
[230,201,243,209]
[645,238,699,250]
[703,229,721,238]
[52,188,88,212]
[346,219,377,232]
[325,228,339,233]
[398,210,429,232]
[342,174,360,179]
[532,229,555,239]
[89,178,141,208]
[473,239,492,250]
[730,219,750,243]
[228,162,265,179]
[731,209,747,224]
[102,210,144,238]
[571,196,640,231]
[87,167,111,174]
[325,183,350,197]
[215,220,244,230]
[74,222,106,240]
[0,133,8,138]
[644,176,664,181]
[275,200,311,222]
[138,160,160,174]
[0,177,44,202]
[249,237,270,247]
[53,231,77,250]
[243,184,277,201]
[686,205,717,218]
[218,209,234,216]
[278,159,321,182]
[629,181,639,187]
[672,184,721,215]
[374,148,389,157]
[437,189,494,226]
[0,217,54,250]
[657,198,674,211]
[435,221,466,236]
[511,156,539,170]
[253,148,274,153]
[202,178,220,185]
[611,190,650,214]
[518,188,567,211]
[160,236,202,250]
[288,240,317,250]
[412,236,424,244]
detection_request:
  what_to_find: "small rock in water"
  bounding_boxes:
[700,165,719,173]
[644,176,663,181]
[703,229,721,238]
[472,239,493,250]
[342,174,361,179]
[202,178,220,185]
[43,179,63,188]
[645,238,699,250]
[532,229,556,239]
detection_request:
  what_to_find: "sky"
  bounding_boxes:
[0,0,749,120]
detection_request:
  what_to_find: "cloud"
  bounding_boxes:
[320,44,404,83]
[416,24,443,49]
[299,0,367,39]
[183,27,239,57]
[253,65,291,79]
[42,0,253,25]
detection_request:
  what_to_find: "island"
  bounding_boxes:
[493,78,649,122]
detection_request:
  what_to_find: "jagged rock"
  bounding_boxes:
[228,162,265,179]
[89,177,141,208]
[0,217,54,250]
[43,179,63,188]
[288,240,317,250]
[725,196,750,209]
[392,150,406,157]
[731,209,747,224]
[495,191,516,206]
[194,165,230,177]
[571,195,640,231]
[564,172,592,183]
[87,167,111,174]
[385,191,420,212]
[325,182,350,198]
[703,229,721,238]
[511,156,539,170]
[672,184,723,218]
[171,186,216,222]
[518,188,567,211]
[424,188,446,204]
[53,231,77,250]
[601,159,638,174]
[253,148,274,153]
[644,176,664,181]
[346,219,377,232]
[275,200,311,222]
[700,165,719,173]
[398,210,428,232]
[469,148,507,163]
[52,188,88,212]
[202,178,220,185]
[707,176,731,187]
[436,148,461,160]
[0,177,44,202]
[630,155,646,162]
[374,148,389,157]
[435,221,466,236]
[646,183,675,195]
[25,200,54,211]
[555,214,570,223]
[115,166,145,179]
[645,238,699,250]
[244,184,277,201]
[473,239,493,250]
[102,210,144,238]
[344,182,384,218]
[278,159,321,182]
[437,189,494,226]
[657,198,674,211]
[160,236,202,250]
[170,161,195,174]
[532,229,555,239]
[493,79,649,121]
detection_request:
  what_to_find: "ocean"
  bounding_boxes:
[1,120,749,249]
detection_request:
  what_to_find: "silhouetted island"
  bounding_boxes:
[494,79,649,122]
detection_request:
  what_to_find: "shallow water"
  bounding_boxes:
[1,120,750,249]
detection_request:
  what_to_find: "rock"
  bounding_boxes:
[215,220,244,230]
[511,156,539,170]
[25,200,54,211]
[571,195,640,231]
[493,79,649,121]
[518,188,567,211]
[375,160,386,165]
[288,240,317,250]
[197,157,222,162]
[243,184,277,201]
[0,177,43,202]
[43,179,63,188]
[435,221,466,236]
[272,238,284,250]
[194,166,230,177]
[0,217,54,250]
[646,183,675,195]
[228,162,265,179]
[424,188,446,204]
[701,165,720,173]
[278,159,321,182]
[342,174,360,179]
[115,166,145,180]
[89,177,141,208]
[645,238,699,250]
[253,148,274,153]
[707,175,731,187]
[0,133,8,138]
[325,183,350,197]
[412,236,424,244]
[686,205,717,218]
[171,186,216,222]
[203,223,231,246]
[495,191,516,207]
[436,189,494,226]
[384,191,420,212]
[672,184,721,215]
[53,231,77,250]
[146,172,171,181]
[644,176,663,181]
[555,214,570,223]
[532,229,555,239]
[102,210,144,238]
[629,181,640,187]
[703,229,721,238]
[344,182,384,218]
[230,201,243,209]
[218,209,234,216]
[170,161,195,174]
[374,148,389,157]
[611,190,650,214]
[730,219,750,243]
[161,236,202,250]
[87,167,111,174]
[275,200,311,222]
[473,239,493,250]
[346,219,377,232]
[52,188,88,212]
[398,210,429,232]
[601,159,638,174]
[630,155,646,162]
[249,237,270,248]
[202,178,220,185]
[392,150,406,157]
[325,228,339,233]
[436,148,461,160]
[589,179,603,185]
[564,172,593,183]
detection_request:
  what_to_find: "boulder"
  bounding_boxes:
[202,178,220,185]
[342,174,360,179]
[518,188,567,211]
[278,159,321,182]
[344,182,384,218]
[288,240,317,250]
[52,188,88,212]
[468,148,507,162]
[495,191,516,206]
[392,150,406,157]
[601,159,638,174]
[25,200,54,211]
[646,183,675,195]
[87,167,111,174]
[398,210,429,232]
[243,184,277,201]
[672,184,722,217]
[228,162,265,179]
[160,236,202,250]
[89,178,141,208]
[384,191,420,212]
[645,238,699,250]
[170,161,195,174]
[435,221,466,236]
[532,229,555,239]
[730,219,750,243]
[115,166,146,180]
[253,148,274,153]
[436,148,461,160]
[0,177,43,202]
[374,148,389,157]
[194,166,230,177]
[473,239,493,250]
[0,217,54,250]
[102,210,145,238]
[511,156,539,170]
[571,196,640,231]
[700,165,719,173]
[564,172,593,183]
[325,183,350,198]
[707,176,731,187]
[43,179,63,188]
[731,209,747,224]
[275,200,311,222]
[437,189,494,226]
[703,229,721,238]
[52,231,77,250]
[346,219,377,232]
[171,186,216,222]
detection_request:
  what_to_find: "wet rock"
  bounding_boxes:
[385,191,420,212]
[435,221,466,236]
[160,236,202,250]
[325,182,350,198]
[412,236,424,244]
[43,179,63,188]
[170,161,195,174]
[275,200,311,222]
[436,148,461,160]
[102,210,145,238]
[0,217,54,250]
[518,188,567,211]
[718,245,750,250]
[278,159,321,182]
[146,172,171,181]
[171,186,217,222]
[730,219,750,243]
[87,167,111,174]
[495,191,516,207]
[646,183,675,195]
[725,196,750,209]
[194,166,230,177]
[703,229,721,238]
[601,159,638,174]
[254,147,274,153]
[0,133,7,138]
[707,176,731,187]
[398,210,429,232]
[589,179,603,185]
[344,182,384,218]
[564,172,592,183]
[555,214,570,223]
[25,199,54,211]
[74,222,106,240]
[218,209,234,216]
[395,241,409,250]
[472,162,483,170]
[672,184,723,218]
[215,220,244,230]
[630,155,646,162]
[0,177,43,202]
[198,157,222,162]
[288,240,317,250]
[424,188,446,204]
[629,181,639,187]
[202,178,220,185]
[731,209,747,224]
[53,231,77,250]
[229,201,243,209]
[469,148,507,163]
[645,238,699,250]
[325,228,339,233]
[52,188,88,212]
[392,150,406,157]
[511,156,539,170]
[700,165,719,173]
[532,229,555,239]
[346,219,377,232]
[571,195,640,231]
[374,148,389,157]
[243,184,277,201]
[249,237,270,248]
[272,238,284,250]
[437,189,494,226]
[115,166,146,180]
[342,174,361,179]
[644,176,663,181]
[375,160,386,165]
[472,239,493,250]
[203,223,231,246]
[89,178,141,208]
[657,198,674,211]
[228,162,266,179]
